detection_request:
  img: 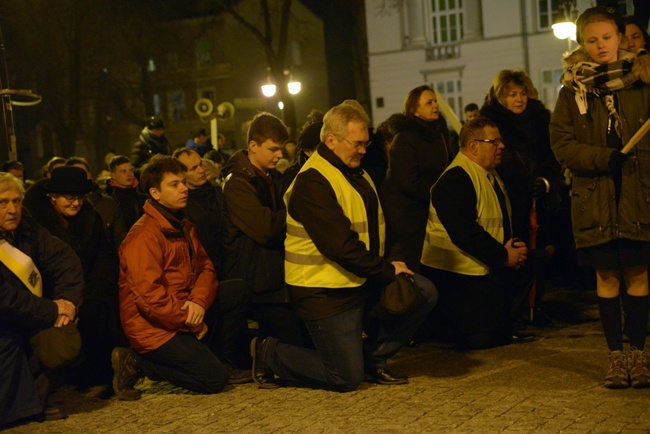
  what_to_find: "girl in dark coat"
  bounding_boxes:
[380,85,451,272]
[550,7,650,388]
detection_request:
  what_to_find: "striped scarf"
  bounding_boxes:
[561,50,639,118]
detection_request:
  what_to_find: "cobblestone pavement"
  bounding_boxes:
[6,289,650,433]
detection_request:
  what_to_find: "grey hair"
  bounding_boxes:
[0,172,25,197]
[320,103,370,143]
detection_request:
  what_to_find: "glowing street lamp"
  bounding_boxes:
[288,80,301,95]
[261,83,277,97]
[552,0,577,52]
[552,21,576,41]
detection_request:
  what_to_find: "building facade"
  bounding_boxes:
[364,0,632,126]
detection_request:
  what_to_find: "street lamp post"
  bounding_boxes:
[552,0,578,52]
[260,70,301,135]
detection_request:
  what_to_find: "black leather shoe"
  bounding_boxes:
[364,368,409,385]
[250,337,279,389]
[510,332,535,344]
[43,405,68,421]
[225,364,253,385]
[111,347,142,401]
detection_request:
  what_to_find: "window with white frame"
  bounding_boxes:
[537,0,562,30]
[427,0,464,45]
[432,78,463,122]
[540,68,563,111]
[538,0,628,31]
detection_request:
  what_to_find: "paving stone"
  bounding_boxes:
[6,290,650,433]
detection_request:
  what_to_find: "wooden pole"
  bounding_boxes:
[621,117,650,154]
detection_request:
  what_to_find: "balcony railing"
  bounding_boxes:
[425,44,461,61]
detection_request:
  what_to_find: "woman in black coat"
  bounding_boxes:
[480,69,563,324]
[380,85,451,272]
[23,166,122,387]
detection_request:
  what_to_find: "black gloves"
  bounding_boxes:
[608,150,628,171]
[530,177,550,198]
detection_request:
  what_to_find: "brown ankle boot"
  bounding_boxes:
[628,347,650,388]
[604,350,629,389]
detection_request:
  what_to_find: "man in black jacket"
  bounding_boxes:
[250,103,437,391]
[92,155,147,248]
[173,148,252,382]
[420,118,532,349]
[130,116,172,171]
[0,173,83,426]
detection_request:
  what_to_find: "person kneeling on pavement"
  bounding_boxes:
[0,173,84,426]
[420,118,534,349]
[112,155,250,400]
[251,102,438,392]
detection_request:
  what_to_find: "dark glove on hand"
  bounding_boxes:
[530,177,550,199]
[608,150,628,171]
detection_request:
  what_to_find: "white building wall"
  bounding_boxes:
[365,0,594,125]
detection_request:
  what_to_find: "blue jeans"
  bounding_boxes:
[265,274,437,392]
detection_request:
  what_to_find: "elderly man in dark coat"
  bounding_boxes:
[0,173,84,426]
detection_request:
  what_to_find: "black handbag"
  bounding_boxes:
[380,273,423,316]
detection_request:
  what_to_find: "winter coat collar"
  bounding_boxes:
[386,113,448,143]
[317,144,366,178]
[222,149,281,184]
[480,98,549,127]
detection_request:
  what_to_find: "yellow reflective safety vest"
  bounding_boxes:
[284,150,385,288]
[420,152,511,276]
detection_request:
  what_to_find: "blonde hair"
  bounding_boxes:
[487,69,539,106]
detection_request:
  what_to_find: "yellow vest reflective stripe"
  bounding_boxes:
[420,152,511,276]
[284,151,385,288]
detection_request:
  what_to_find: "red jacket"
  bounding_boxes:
[118,200,217,353]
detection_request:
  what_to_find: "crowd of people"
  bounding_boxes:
[1,5,650,428]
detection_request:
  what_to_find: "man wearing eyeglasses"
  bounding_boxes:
[420,117,533,350]
[250,102,437,391]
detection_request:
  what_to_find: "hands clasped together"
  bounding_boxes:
[505,238,528,270]
[53,299,76,328]
[182,300,208,340]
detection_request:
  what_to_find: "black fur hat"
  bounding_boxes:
[44,166,94,195]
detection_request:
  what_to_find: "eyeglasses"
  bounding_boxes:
[334,134,372,150]
[473,138,502,147]
[61,194,87,203]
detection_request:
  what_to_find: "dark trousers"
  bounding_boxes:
[134,278,250,393]
[0,330,42,427]
[136,332,228,394]
[251,302,312,347]
[203,279,251,367]
[265,274,437,392]
[73,294,126,386]
[422,265,533,349]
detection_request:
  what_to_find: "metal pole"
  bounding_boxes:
[0,25,17,161]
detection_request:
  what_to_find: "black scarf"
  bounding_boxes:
[150,200,194,262]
